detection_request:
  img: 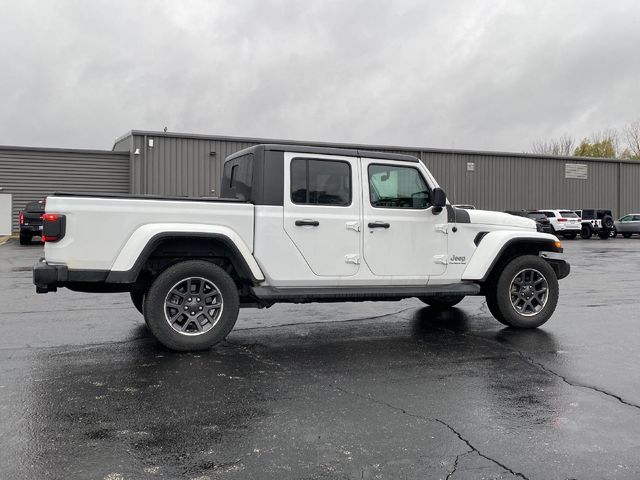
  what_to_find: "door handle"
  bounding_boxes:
[295,219,320,227]
[368,221,390,229]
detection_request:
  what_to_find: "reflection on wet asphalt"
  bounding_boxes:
[1,239,640,479]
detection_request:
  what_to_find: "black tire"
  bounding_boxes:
[610,227,617,238]
[602,215,614,229]
[485,255,559,329]
[130,290,145,314]
[597,230,610,240]
[143,260,239,351]
[419,295,464,308]
[580,225,592,239]
[563,232,577,240]
[19,233,31,245]
[623,233,632,239]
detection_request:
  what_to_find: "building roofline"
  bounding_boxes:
[113,129,640,165]
[0,144,129,156]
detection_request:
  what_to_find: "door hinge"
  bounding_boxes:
[345,254,360,265]
[433,254,448,265]
[346,221,361,232]
[435,224,448,234]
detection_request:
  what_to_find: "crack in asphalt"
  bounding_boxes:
[445,449,472,480]
[333,385,529,479]
[435,317,640,413]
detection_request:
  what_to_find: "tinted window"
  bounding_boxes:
[220,154,253,200]
[291,159,351,206]
[539,211,555,218]
[560,211,579,218]
[581,210,595,220]
[528,212,547,221]
[634,215,640,221]
[368,164,430,209]
[620,215,633,221]
[25,201,45,213]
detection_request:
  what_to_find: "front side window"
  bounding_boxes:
[368,164,430,209]
[290,158,351,206]
[620,215,632,222]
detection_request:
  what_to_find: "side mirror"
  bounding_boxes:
[432,188,446,214]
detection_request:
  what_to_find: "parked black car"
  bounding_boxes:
[19,200,45,244]
[504,210,553,233]
[574,209,615,239]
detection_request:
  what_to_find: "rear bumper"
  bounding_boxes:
[33,258,67,293]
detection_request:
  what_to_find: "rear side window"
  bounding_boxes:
[581,210,595,220]
[560,211,579,218]
[220,154,253,200]
[290,158,351,206]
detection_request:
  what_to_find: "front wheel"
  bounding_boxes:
[485,255,559,329]
[623,233,632,238]
[563,232,577,240]
[580,225,592,239]
[143,260,240,351]
[419,295,464,308]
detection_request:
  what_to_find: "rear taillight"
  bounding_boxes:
[19,211,24,224]
[42,213,66,242]
[557,218,567,222]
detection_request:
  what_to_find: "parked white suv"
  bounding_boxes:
[538,210,582,239]
[33,144,570,351]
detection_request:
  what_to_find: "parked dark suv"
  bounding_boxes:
[504,210,553,233]
[574,209,615,239]
[19,200,45,244]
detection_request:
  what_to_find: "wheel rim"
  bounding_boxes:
[164,277,223,336]
[509,268,548,317]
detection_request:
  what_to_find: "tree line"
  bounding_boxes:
[531,120,640,159]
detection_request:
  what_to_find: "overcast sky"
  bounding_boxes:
[1,0,639,152]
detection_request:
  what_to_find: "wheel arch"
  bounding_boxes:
[462,232,563,285]
[106,229,264,285]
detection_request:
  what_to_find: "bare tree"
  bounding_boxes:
[531,134,575,156]
[622,119,640,159]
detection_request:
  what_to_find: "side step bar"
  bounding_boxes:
[250,283,481,304]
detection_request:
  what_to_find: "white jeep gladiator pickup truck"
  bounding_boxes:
[33,144,570,351]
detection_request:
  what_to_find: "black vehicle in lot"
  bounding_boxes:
[574,209,615,239]
[19,200,45,244]
[504,210,553,233]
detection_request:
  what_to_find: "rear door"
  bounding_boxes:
[360,158,447,277]
[283,152,361,276]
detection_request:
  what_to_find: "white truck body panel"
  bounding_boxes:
[462,230,558,280]
[44,196,255,271]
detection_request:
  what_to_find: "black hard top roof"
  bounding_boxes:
[225,144,419,163]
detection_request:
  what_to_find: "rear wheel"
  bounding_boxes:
[143,260,240,351]
[485,255,559,329]
[419,295,464,308]
[580,225,592,239]
[19,233,31,245]
[563,232,577,240]
[623,233,632,238]
[598,230,610,239]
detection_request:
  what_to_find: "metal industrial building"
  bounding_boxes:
[2,129,640,233]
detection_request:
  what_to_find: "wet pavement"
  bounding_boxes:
[1,239,640,479]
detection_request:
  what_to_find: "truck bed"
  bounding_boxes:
[44,193,255,270]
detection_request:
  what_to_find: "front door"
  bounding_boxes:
[361,159,447,277]
[283,153,361,276]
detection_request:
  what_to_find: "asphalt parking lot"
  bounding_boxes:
[1,239,640,479]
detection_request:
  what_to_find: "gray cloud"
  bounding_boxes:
[1,0,639,152]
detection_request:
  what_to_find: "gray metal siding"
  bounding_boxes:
[126,131,640,219]
[0,147,129,231]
